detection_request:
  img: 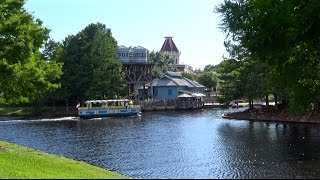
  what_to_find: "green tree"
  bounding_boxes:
[236,57,269,110]
[0,0,62,104]
[40,39,64,107]
[59,23,126,105]
[216,0,320,113]
[147,51,175,78]
[216,58,241,105]
[197,71,218,91]
[193,68,202,74]
[41,39,63,62]
[203,64,218,72]
[181,72,197,81]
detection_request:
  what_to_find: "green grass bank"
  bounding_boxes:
[0,106,77,119]
[0,106,33,116]
[0,141,127,179]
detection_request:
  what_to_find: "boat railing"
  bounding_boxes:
[78,105,141,110]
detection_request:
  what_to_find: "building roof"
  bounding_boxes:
[140,71,205,89]
[150,77,179,87]
[160,36,179,53]
[164,71,182,77]
[117,45,147,50]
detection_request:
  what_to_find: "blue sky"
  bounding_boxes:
[24,0,228,70]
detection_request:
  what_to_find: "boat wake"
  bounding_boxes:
[82,113,141,121]
[0,116,79,123]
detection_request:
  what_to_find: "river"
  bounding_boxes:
[0,108,319,179]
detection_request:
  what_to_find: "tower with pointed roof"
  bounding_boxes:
[160,36,181,64]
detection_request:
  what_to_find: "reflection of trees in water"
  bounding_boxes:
[284,124,320,161]
[281,124,320,178]
[216,121,320,178]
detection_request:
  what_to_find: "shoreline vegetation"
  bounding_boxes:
[1,105,320,124]
[223,106,320,124]
[0,106,78,120]
[0,141,127,179]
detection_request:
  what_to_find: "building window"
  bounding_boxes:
[168,89,172,96]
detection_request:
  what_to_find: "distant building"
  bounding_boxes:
[160,36,194,73]
[117,45,148,64]
[117,45,152,101]
[160,36,181,64]
[172,64,194,74]
[138,71,205,100]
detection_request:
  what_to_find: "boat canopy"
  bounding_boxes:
[84,99,131,104]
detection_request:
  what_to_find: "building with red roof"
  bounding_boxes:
[160,36,193,73]
[160,36,181,64]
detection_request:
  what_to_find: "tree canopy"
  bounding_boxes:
[147,51,175,78]
[197,71,218,91]
[216,0,320,113]
[203,64,219,72]
[59,22,126,104]
[181,72,197,81]
[0,0,62,104]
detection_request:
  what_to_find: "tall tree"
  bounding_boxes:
[197,71,218,91]
[236,57,268,110]
[203,64,218,72]
[217,0,320,113]
[41,39,63,62]
[216,58,241,104]
[59,23,126,105]
[40,39,64,107]
[0,0,62,104]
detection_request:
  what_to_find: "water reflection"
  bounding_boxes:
[0,108,319,178]
[217,121,320,178]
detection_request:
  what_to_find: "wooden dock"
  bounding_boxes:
[140,99,205,112]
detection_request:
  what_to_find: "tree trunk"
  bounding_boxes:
[314,103,320,115]
[34,99,43,114]
[249,98,254,111]
[52,99,55,112]
[279,98,288,111]
[308,103,319,120]
[252,99,254,110]
[66,98,69,111]
[274,94,278,110]
[265,95,269,107]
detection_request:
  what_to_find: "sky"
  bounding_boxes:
[24,0,228,70]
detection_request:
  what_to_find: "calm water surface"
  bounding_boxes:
[0,108,320,179]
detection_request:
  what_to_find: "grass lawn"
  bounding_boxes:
[0,107,33,116]
[0,141,127,179]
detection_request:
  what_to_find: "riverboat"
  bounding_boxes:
[77,99,141,119]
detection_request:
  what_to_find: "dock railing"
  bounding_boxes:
[139,98,204,111]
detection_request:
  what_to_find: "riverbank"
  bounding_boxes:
[2,106,320,125]
[223,107,320,124]
[23,109,78,119]
[0,106,78,120]
[0,141,127,179]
